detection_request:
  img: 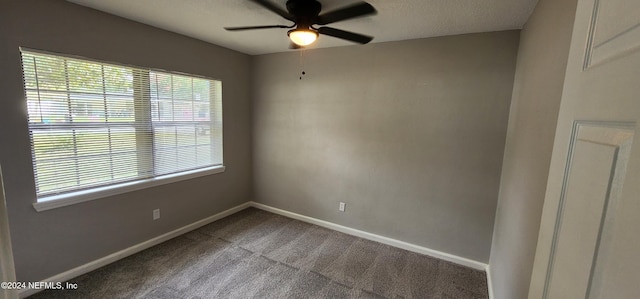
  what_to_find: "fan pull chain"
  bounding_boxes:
[299,48,307,80]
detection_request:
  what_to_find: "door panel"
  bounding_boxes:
[586,0,640,67]
[529,0,640,297]
[545,123,634,299]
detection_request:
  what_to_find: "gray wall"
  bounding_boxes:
[252,31,519,262]
[488,0,578,297]
[0,0,252,282]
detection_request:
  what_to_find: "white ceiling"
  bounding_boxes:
[67,0,539,55]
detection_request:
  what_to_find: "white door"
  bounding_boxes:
[0,165,18,299]
[528,0,640,298]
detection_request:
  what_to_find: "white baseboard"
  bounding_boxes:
[249,201,488,271]
[19,201,252,298]
[486,265,494,299]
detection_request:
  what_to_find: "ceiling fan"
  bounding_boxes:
[225,0,377,48]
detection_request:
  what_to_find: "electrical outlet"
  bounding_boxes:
[339,202,346,212]
[153,209,160,220]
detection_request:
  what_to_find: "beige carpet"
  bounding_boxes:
[30,207,488,298]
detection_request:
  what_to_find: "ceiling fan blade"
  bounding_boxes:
[249,0,295,22]
[316,2,376,25]
[318,27,373,44]
[225,25,292,31]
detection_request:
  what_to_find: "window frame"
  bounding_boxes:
[33,165,225,212]
[19,48,225,212]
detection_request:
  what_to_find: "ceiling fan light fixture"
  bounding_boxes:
[288,29,318,46]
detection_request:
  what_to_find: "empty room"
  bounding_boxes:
[1,0,639,298]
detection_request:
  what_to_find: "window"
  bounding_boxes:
[20,49,223,204]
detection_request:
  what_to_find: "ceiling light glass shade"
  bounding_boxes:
[288,30,318,46]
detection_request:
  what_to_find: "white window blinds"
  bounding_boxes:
[20,49,222,199]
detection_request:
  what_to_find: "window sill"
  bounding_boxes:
[33,165,226,212]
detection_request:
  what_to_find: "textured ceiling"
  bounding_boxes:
[67,0,538,55]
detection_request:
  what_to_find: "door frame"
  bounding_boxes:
[0,164,18,299]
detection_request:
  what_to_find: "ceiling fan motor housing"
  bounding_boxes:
[286,0,321,28]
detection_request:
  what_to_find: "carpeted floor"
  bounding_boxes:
[30,207,488,298]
